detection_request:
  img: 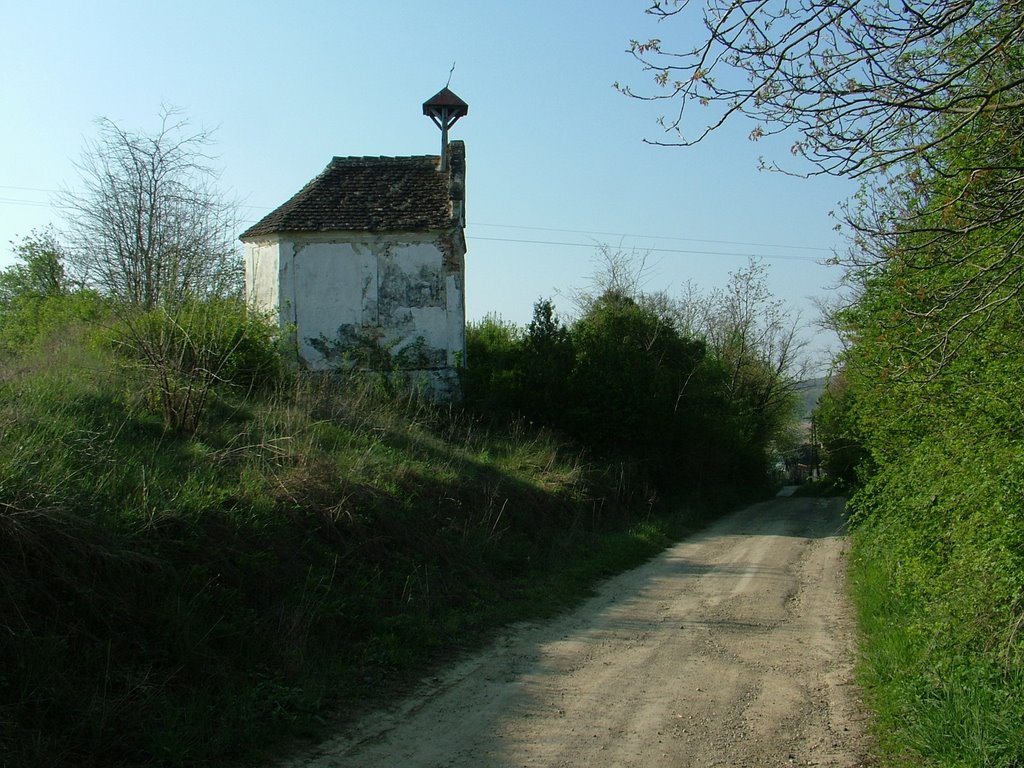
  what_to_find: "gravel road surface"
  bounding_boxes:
[277,493,872,767]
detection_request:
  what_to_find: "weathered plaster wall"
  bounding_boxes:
[243,231,466,397]
[244,239,282,322]
[286,240,376,357]
[445,271,465,365]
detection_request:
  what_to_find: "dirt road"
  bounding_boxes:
[278,493,872,767]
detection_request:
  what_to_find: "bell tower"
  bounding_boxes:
[422,87,468,171]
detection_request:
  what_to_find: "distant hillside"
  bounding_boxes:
[794,376,828,421]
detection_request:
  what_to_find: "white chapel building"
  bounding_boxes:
[240,89,469,398]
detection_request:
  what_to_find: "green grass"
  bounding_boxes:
[851,536,1024,767]
[0,334,727,768]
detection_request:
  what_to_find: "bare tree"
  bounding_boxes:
[682,260,810,453]
[703,260,808,385]
[619,0,1024,179]
[56,109,254,432]
[59,107,241,310]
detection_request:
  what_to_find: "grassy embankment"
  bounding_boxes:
[0,327,734,768]
[801,460,1023,765]
[845,445,1024,768]
[793,458,1023,767]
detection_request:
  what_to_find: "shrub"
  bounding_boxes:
[461,314,524,414]
[110,297,285,432]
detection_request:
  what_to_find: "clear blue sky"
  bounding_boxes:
[1,1,855,372]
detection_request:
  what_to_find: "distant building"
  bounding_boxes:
[240,135,468,399]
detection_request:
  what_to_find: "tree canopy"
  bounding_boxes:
[621,0,1024,179]
[0,229,68,304]
[464,257,806,490]
[622,1,1024,377]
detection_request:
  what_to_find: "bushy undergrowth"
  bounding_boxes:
[809,46,1024,758]
[824,287,1024,765]
[817,87,1024,761]
[462,290,798,492]
[0,326,706,768]
[830,358,1024,765]
[847,430,1024,767]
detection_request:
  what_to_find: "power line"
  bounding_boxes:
[468,235,822,262]
[0,185,55,194]
[0,187,270,212]
[0,197,54,208]
[470,222,832,254]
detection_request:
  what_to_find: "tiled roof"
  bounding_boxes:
[240,141,464,239]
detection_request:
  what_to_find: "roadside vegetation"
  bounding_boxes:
[628,1,1024,763]
[0,296,703,767]
[808,17,1024,768]
[0,253,800,768]
[462,252,806,493]
[0,115,806,766]
[816,187,1024,763]
[813,24,1024,767]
